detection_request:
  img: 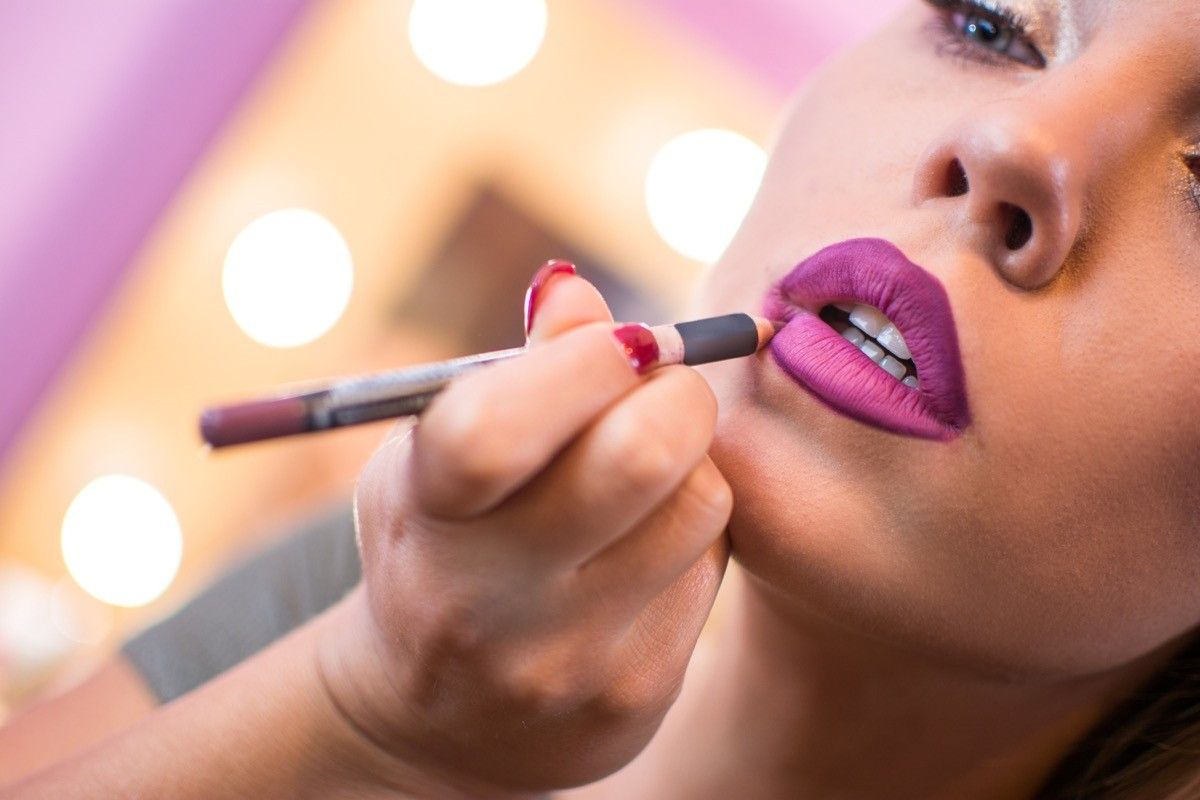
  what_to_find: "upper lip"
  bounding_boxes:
[763,237,971,438]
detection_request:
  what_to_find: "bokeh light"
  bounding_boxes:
[644,128,767,263]
[60,475,183,608]
[222,208,354,348]
[0,564,78,687]
[408,0,548,87]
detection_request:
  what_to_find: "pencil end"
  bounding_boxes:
[200,397,310,448]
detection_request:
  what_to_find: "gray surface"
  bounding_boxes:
[122,503,361,703]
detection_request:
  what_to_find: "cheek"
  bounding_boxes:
[960,234,1200,666]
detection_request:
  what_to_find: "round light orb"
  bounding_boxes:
[222,208,354,348]
[644,128,768,263]
[61,475,183,608]
[408,0,547,87]
[0,564,76,684]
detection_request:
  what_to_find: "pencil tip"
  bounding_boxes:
[751,315,783,350]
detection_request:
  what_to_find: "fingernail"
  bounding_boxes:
[612,323,660,375]
[523,260,577,338]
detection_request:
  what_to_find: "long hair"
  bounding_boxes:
[1036,634,1200,798]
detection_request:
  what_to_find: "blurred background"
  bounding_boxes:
[0,0,904,715]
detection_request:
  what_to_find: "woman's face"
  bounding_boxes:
[701,0,1200,678]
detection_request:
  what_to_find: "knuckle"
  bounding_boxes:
[604,416,679,489]
[420,595,494,659]
[448,442,513,498]
[423,389,489,456]
[495,653,587,717]
[677,365,719,414]
[418,394,513,497]
[653,366,718,432]
[683,464,734,526]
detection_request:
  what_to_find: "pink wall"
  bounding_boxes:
[623,0,910,97]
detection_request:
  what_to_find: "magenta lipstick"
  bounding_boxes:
[763,238,970,441]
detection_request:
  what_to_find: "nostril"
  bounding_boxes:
[946,159,969,197]
[1003,204,1033,250]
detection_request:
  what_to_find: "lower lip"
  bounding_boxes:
[767,310,960,441]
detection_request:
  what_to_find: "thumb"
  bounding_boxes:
[523,261,615,345]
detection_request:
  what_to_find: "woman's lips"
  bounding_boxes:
[762,238,971,441]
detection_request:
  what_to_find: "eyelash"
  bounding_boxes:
[924,0,1045,69]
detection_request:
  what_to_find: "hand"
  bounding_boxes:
[318,269,732,797]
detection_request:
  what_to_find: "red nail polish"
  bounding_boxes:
[612,323,660,374]
[523,260,577,337]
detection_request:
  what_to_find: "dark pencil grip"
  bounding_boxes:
[675,313,759,366]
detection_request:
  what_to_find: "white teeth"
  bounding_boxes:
[841,327,866,346]
[845,303,912,363]
[879,355,906,380]
[848,305,889,338]
[875,323,911,361]
[833,302,919,387]
[859,340,885,363]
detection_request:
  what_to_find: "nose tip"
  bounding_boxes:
[914,119,1084,291]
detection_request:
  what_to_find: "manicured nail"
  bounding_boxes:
[523,260,577,338]
[612,323,660,374]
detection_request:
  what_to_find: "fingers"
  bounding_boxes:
[411,322,640,518]
[601,537,730,711]
[573,456,732,613]
[408,268,628,519]
[490,365,719,564]
[527,273,614,345]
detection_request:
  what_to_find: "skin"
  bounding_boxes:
[619,1,1200,794]
[4,0,1200,797]
[0,659,154,782]
[701,0,1200,684]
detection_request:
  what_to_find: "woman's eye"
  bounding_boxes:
[927,1,1046,69]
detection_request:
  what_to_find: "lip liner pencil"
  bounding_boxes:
[199,312,780,449]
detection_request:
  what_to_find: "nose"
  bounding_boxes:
[913,108,1087,291]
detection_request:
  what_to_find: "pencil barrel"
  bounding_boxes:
[674,313,760,366]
